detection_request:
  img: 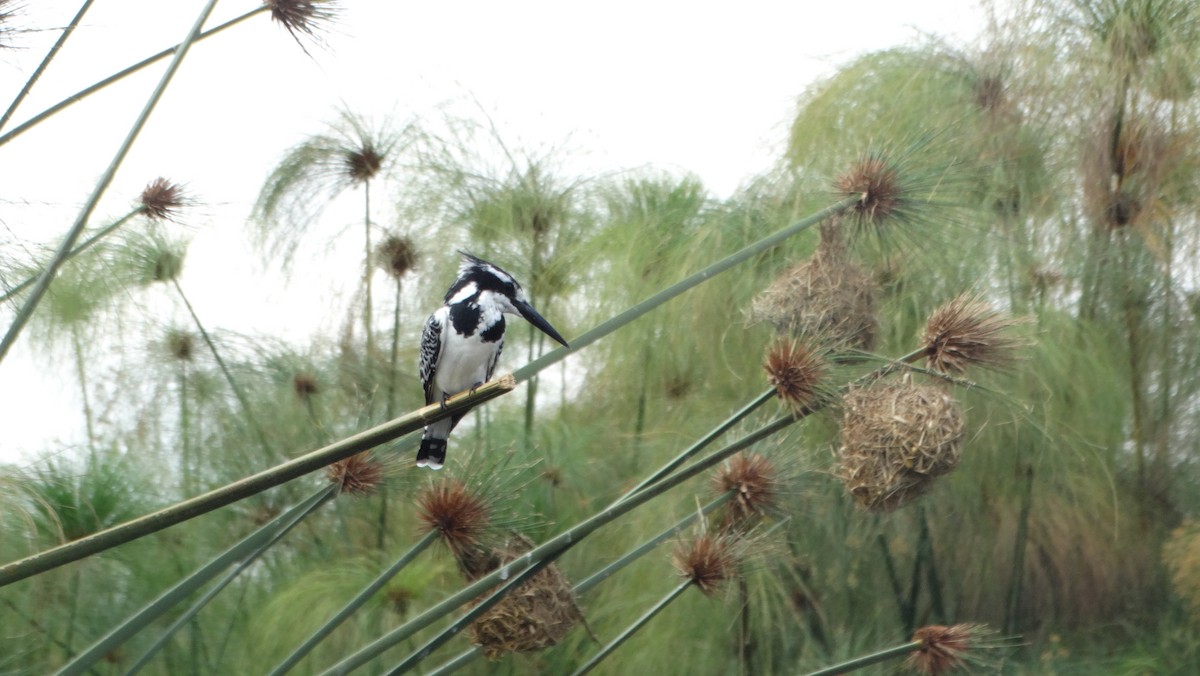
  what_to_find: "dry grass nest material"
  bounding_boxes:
[751,243,878,351]
[463,533,586,659]
[838,380,964,512]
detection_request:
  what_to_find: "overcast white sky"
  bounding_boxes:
[0,1,989,463]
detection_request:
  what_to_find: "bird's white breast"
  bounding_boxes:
[432,303,504,397]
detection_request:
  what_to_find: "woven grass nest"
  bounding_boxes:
[751,236,878,350]
[460,533,586,660]
[838,379,964,512]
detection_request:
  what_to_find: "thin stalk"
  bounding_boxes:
[0,0,97,131]
[426,492,735,675]
[270,530,440,676]
[0,376,515,587]
[0,209,142,305]
[62,569,81,658]
[0,0,222,367]
[70,325,97,461]
[918,508,946,624]
[328,348,925,673]
[1004,463,1034,635]
[877,530,909,630]
[632,345,651,458]
[363,181,374,362]
[387,279,403,418]
[511,197,857,384]
[424,649,477,676]
[0,7,265,148]
[171,277,274,459]
[570,579,693,676]
[738,576,751,675]
[125,487,333,675]
[179,365,192,496]
[904,525,924,635]
[614,387,776,505]
[380,279,403,549]
[803,639,922,676]
[60,485,336,676]
[0,596,83,660]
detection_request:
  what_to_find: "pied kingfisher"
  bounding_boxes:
[417,252,569,469]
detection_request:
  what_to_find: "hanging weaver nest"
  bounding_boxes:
[838,380,964,512]
[751,224,878,350]
[463,533,586,660]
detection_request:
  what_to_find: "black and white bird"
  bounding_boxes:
[417,252,569,469]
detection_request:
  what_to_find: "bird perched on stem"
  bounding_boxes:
[417,252,569,469]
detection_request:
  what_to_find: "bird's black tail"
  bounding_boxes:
[416,437,447,470]
[417,413,463,470]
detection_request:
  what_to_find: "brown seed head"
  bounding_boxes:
[166,329,194,362]
[921,293,1027,375]
[836,152,902,226]
[386,586,415,615]
[140,178,187,222]
[377,235,418,279]
[713,453,780,525]
[907,624,989,675]
[267,0,338,44]
[151,248,184,282]
[764,338,826,411]
[673,533,740,596]
[973,75,1007,115]
[293,373,319,399]
[416,478,491,558]
[345,143,384,183]
[325,452,384,496]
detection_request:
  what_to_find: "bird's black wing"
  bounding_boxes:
[486,335,504,382]
[419,312,443,405]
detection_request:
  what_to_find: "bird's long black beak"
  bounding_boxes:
[515,300,569,348]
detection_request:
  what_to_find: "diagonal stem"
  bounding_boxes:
[124,486,334,675]
[803,639,922,676]
[60,485,336,676]
[614,388,776,506]
[0,7,266,147]
[171,277,275,458]
[0,376,515,588]
[571,579,693,676]
[270,529,440,676]
[0,0,98,131]
[0,208,143,305]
